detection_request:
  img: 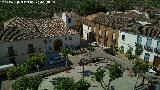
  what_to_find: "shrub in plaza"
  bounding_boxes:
[92,64,123,90]
[7,53,47,80]
[55,77,91,90]
[12,75,42,90]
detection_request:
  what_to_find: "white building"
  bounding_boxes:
[118,21,160,67]
[0,17,80,65]
[61,11,80,28]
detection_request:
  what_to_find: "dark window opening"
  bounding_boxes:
[8,46,14,57]
[122,35,125,40]
[69,36,72,40]
[43,40,47,44]
[28,44,35,54]
[68,18,71,23]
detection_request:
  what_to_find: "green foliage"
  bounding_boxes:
[126,47,135,60]
[75,79,91,90]
[26,53,47,67]
[1,0,160,22]
[55,77,91,90]
[132,62,149,75]
[61,48,71,58]
[93,67,105,83]
[7,63,31,80]
[7,53,47,80]
[12,75,42,90]
[87,45,95,52]
[109,64,123,81]
[55,77,76,90]
[135,43,143,56]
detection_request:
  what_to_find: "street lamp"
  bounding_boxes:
[80,58,86,81]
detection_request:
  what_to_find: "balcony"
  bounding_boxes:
[144,45,153,52]
[154,48,160,54]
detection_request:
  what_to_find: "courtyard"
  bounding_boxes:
[39,63,147,90]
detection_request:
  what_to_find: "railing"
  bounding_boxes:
[144,45,153,52]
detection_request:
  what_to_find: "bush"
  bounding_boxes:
[12,75,42,90]
[75,79,91,90]
[7,64,31,80]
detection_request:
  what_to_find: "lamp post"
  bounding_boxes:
[80,58,85,81]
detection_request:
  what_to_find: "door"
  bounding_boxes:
[154,56,160,68]
[28,44,34,53]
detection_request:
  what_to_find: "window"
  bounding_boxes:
[146,38,152,47]
[144,53,150,62]
[8,46,14,56]
[122,35,125,41]
[43,40,47,44]
[157,41,160,49]
[28,44,35,53]
[65,37,67,40]
[137,36,142,44]
[88,26,90,30]
[68,18,71,23]
[69,36,72,40]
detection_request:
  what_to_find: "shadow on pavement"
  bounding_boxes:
[78,70,94,77]
[50,77,66,85]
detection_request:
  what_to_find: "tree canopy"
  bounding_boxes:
[1,0,160,22]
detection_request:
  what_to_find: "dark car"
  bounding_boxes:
[78,59,90,66]
[91,57,105,63]
[103,48,114,55]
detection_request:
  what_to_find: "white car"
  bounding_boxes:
[91,42,99,47]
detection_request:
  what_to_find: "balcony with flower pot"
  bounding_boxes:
[144,45,153,52]
[154,48,160,54]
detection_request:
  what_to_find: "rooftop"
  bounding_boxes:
[0,17,78,42]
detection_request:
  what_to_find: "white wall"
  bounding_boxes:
[118,30,160,62]
[62,12,80,28]
[83,24,92,40]
[0,34,80,65]
[118,31,137,55]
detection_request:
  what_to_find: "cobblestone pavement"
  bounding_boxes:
[39,63,147,90]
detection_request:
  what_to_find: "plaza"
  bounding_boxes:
[39,63,147,90]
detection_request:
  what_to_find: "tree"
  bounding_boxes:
[87,45,96,60]
[126,47,135,66]
[135,43,143,57]
[110,42,119,55]
[92,64,123,90]
[132,62,149,89]
[26,53,47,73]
[92,67,106,90]
[75,79,91,90]
[55,77,91,90]
[7,63,30,80]
[55,77,76,90]
[108,63,123,89]
[60,48,71,67]
[12,75,42,90]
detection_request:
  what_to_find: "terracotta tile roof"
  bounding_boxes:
[0,17,78,42]
[121,20,160,38]
[82,12,105,26]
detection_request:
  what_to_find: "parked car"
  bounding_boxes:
[78,59,90,66]
[91,57,105,63]
[91,42,99,47]
[103,48,114,55]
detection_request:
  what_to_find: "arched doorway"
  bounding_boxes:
[53,39,63,51]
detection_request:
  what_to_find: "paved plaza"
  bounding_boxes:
[39,63,147,90]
